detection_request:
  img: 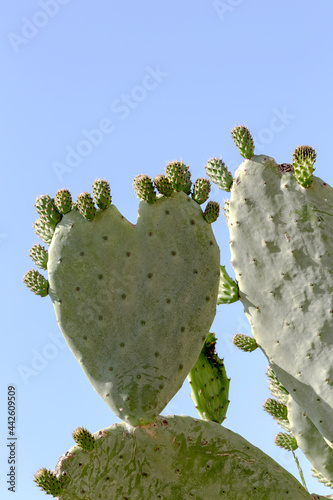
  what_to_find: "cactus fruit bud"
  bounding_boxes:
[133,174,157,204]
[54,189,72,214]
[33,218,55,245]
[29,244,48,270]
[188,333,230,424]
[34,468,63,496]
[191,178,211,204]
[165,161,191,193]
[217,265,239,304]
[76,192,96,221]
[205,158,233,192]
[275,432,298,451]
[203,201,219,223]
[23,270,49,297]
[35,195,62,226]
[267,367,289,405]
[153,174,174,197]
[72,427,95,451]
[263,398,288,422]
[231,125,255,159]
[232,333,258,352]
[292,145,317,188]
[92,179,112,209]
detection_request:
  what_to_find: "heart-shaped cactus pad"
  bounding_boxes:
[43,177,220,426]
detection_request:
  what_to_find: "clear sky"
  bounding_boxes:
[1,1,333,498]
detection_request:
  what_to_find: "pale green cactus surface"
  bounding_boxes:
[227,154,333,443]
[43,416,313,500]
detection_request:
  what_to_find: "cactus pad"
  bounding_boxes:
[47,190,220,426]
[227,153,333,442]
[46,416,312,499]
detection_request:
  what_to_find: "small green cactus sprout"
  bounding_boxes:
[76,192,96,221]
[217,265,239,304]
[275,432,298,451]
[232,333,258,352]
[34,468,63,496]
[263,398,288,422]
[267,366,289,405]
[35,194,62,226]
[23,270,49,297]
[33,218,55,245]
[231,125,255,159]
[92,179,112,209]
[153,174,174,197]
[191,178,211,204]
[29,244,48,270]
[188,333,230,424]
[165,161,191,193]
[292,145,317,187]
[205,158,233,192]
[72,427,95,451]
[203,201,220,223]
[55,189,72,214]
[133,174,157,203]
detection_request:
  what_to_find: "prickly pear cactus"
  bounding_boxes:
[24,168,220,426]
[217,130,333,443]
[35,415,313,500]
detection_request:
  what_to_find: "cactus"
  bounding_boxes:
[214,126,333,443]
[187,332,230,423]
[35,415,313,499]
[217,265,239,304]
[24,168,220,427]
[204,158,233,192]
[232,333,258,352]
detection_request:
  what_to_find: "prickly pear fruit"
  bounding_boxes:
[231,125,255,159]
[55,189,72,214]
[204,158,233,192]
[76,192,96,221]
[275,432,298,451]
[204,201,220,223]
[92,179,111,209]
[293,145,317,188]
[34,468,64,496]
[191,178,211,204]
[227,149,333,442]
[165,161,191,193]
[44,416,312,499]
[232,333,258,352]
[23,269,49,297]
[133,174,157,203]
[29,244,48,270]
[153,174,173,197]
[72,427,95,451]
[187,332,230,423]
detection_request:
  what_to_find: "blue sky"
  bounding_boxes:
[1,1,333,498]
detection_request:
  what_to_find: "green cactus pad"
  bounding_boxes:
[165,161,191,193]
[205,158,233,192]
[35,194,62,226]
[288,396,333,482]
[232,333,258,352]
[29,244,48,270]
[153,174,174,197]
[49,415,311,500]
[191,178,211,204]
[293,145,317,188]
[72,427,95,451]
[231,125,255,159]
[227,153,333,442]
[34,218,55,245]
[47,190,220,426]
[187,333,230,423]
[217,265,239,304]
[23,269,49,297]
[275,432,298,451]
[55,189,73,215]
[76,192,96,221]
[34,467,64,496]
[92,179,112,210]
[132,174,157,204]
[203,201,220,223]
